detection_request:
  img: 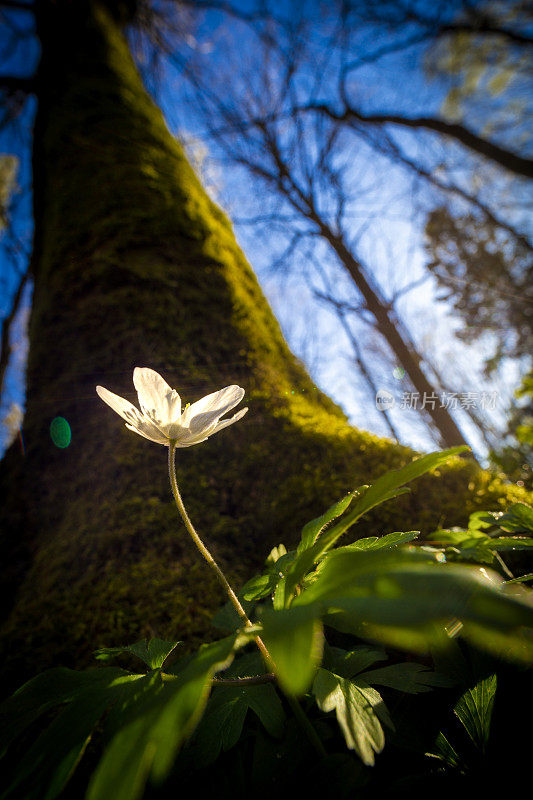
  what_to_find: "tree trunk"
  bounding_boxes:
[318,227,472,450]
[0,0,524,688]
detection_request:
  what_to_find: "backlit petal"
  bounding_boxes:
[159,422,191,440]
[187,386,245,434]
[98,372,246,448]
[96,386,142,426]
[210,407,248,435]
[175,435,209,448]
[125,422,169,445]
[133,367,181,425]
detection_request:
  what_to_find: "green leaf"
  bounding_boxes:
[505,572,533,585]
[429,731,462,768]
[332,530,420,555]
[324,614,443,655]
[323,645,387,678]
[3,690,115,800]
[297,494,355,555]
[100,673,162,742]
[87,635,237,800]
[490,536,533,551]
[358,662,454,694]
[186,688,249,767]
[189,681,285,767]
[0,667,130,759]
[242,547,297,605]
[241,573,275,601]
[298,548,528,621]
[312,668,391,765]
[282,448,466,608]
[343,447,469,526]
[1,671,146,800]
[467,510,495,531]
[272,577,287,610]
[435,525,533,560]
[260,606,323,696]
[94,638,181,670]
[296,549,533,661]
[458,620,533,664]
[433,528,486,546]
[246,683,285,737]
[436,528,497,565]
[499,503,533,534]
[266,543,288,564]
[454,674,497,754]
[218,652,286,737]
[280,489,367,608]
[295,548,430,608]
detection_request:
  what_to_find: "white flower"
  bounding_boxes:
[96,367,247,446]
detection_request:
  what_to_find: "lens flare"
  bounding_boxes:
[50,417,71,448]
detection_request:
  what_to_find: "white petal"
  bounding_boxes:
[183,385,244,422]
[175,435,209,448]
[177,407,247,447]
[125,423,169,445]
[133,367,181,426]
[137,414,172,443]
[210,407,248,436]
[186,386,245,435]
[96,386,141,426]
[159,422,191,440]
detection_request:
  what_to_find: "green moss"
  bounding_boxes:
[0,1,528,690]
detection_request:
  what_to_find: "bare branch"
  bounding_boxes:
[435,20,533,47]
[357,125,532,250]
[300,102,533,180]
[391,274,432,304]
[312,290,371,323]
[0,265,29,399]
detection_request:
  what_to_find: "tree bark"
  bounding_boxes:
[0,0,524,688]
[311,222,471,450]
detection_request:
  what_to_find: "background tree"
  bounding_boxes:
[0,0,528,689]
[165,0,531,458]
[2,0,532,456]
[425,206,532,374]
[489,371,533,490]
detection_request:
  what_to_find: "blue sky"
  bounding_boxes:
[0,0,530,461]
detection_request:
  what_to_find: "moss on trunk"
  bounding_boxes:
[0,1,526,688]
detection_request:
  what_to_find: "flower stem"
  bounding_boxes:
[168,441,249,626]
[168,441,326,759]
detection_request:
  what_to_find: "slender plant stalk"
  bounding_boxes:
[168,440,327,758]
[213,674,276,686]
[494,551,514,579]
[168,441,249,625]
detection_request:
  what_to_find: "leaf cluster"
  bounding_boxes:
[427,501,533,576]
[1,447,532,797]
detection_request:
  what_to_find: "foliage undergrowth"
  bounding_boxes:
[1,446,532,798]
